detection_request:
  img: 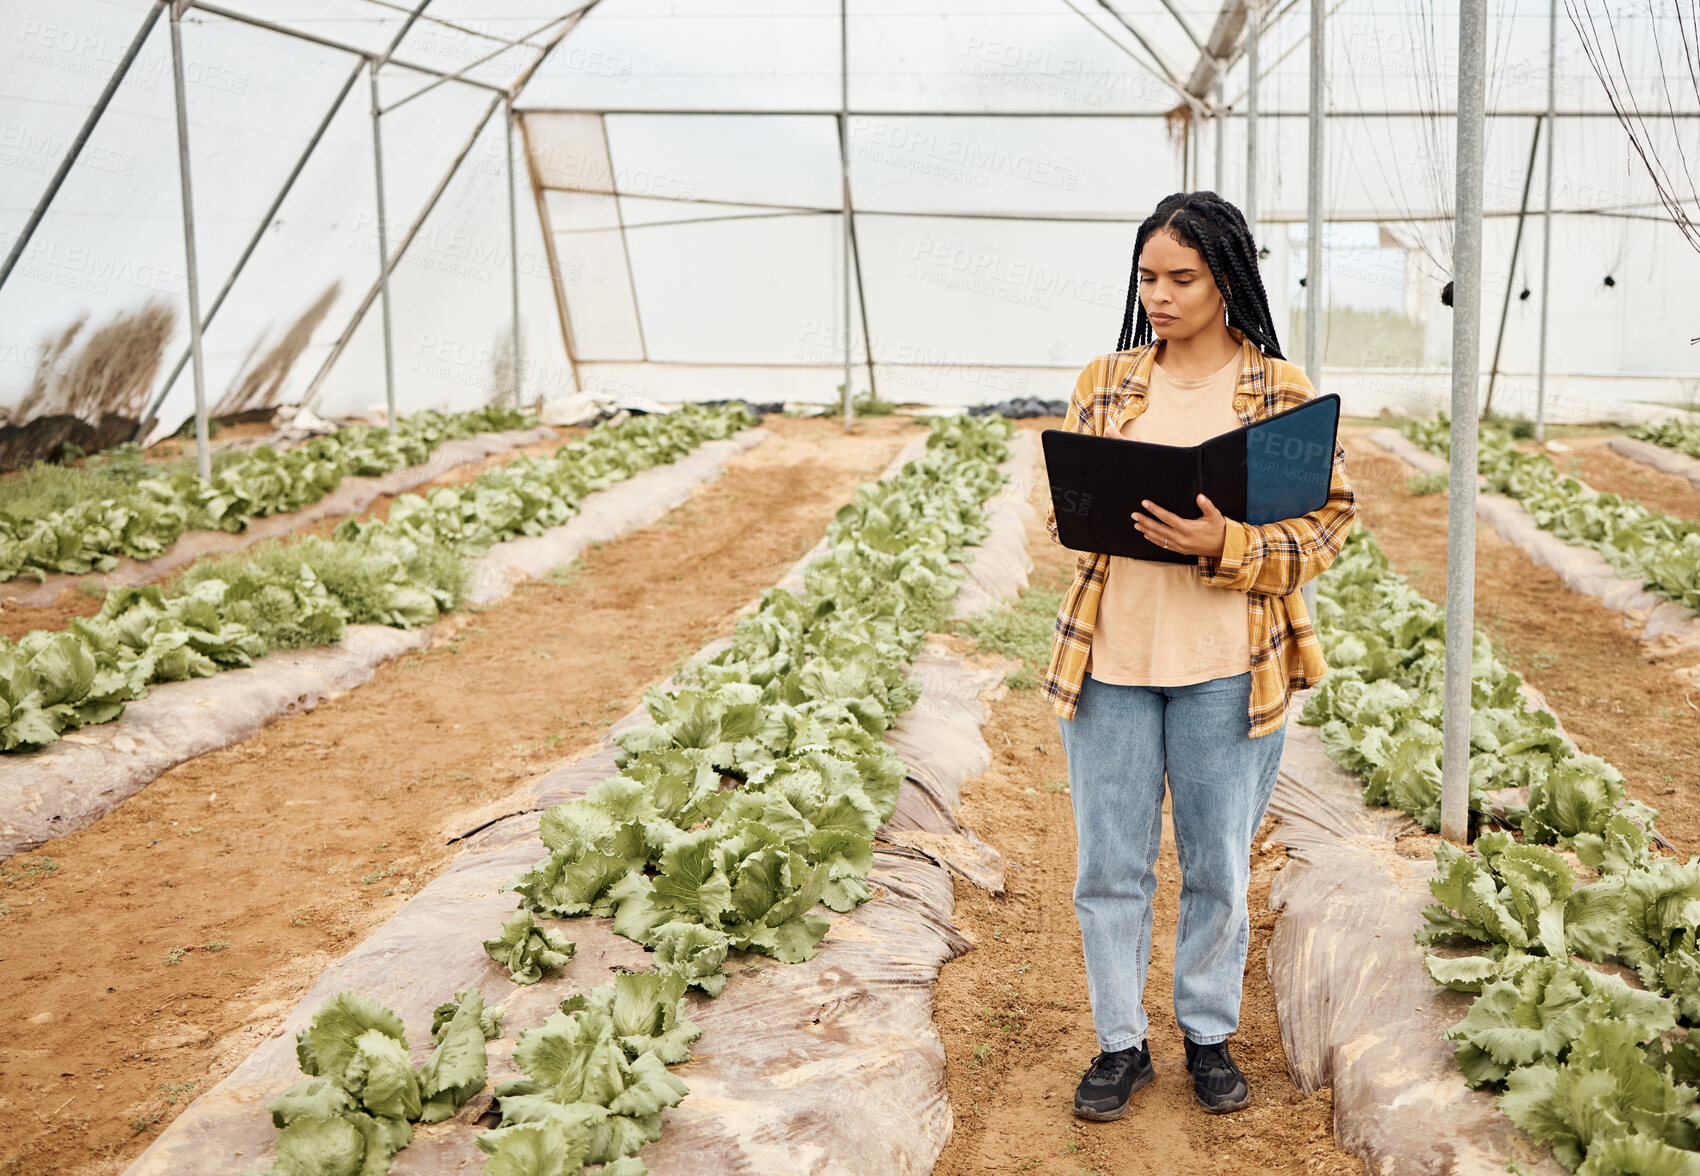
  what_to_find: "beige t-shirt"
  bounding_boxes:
[1087,353,1253,687]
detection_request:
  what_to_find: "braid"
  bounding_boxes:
[1115,190,1285,361]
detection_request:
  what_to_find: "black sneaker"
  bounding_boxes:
[1183,1037,1251,1113]
[1072,1043,1155,1121]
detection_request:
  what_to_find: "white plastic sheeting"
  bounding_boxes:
[2,0,1697,437]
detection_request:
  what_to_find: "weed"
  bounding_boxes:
[956,580,1065,688]
[132,1113,160,1133]
[973,1043,993,1061]
[163,947,186,966]
[1062,1139,1079,1155]
[447,771,472,781]
[201,940,228,953]
[177,825,203,837]
[160,1081,195,1105]
[531,646,555,660]
[992,927,1004,941]
[1406,470,1448,496]
[0,904,9,918]
[1045,778,1070,794]
[1017,961,1031,974]
[360,868,390,886]
[1527,649,1560,671]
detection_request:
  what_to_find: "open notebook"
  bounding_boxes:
[1042,392,1341,564]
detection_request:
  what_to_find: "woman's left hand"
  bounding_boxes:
[1132,494,1228,558]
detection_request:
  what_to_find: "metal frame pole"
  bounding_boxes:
[1535,0,1556,441]
[169,1,210,480]
[1305,0,1324,382]
[1440,0,1487,846]
[505,95,523,407]
[1215,79,1226,191]
[0,2,166,294]
[137,54,367,438]
[839,0,853,429]
[369,60,398,430]
[1246,0,1260,236]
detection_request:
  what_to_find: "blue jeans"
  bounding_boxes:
[1058,672,1285,1051]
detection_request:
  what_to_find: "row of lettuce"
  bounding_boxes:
[0,405,538,582]
[1636,421,1700,464]
[1305,527,1700,1176]
[233,414,1017,1176]
[1401,415,1700,611]
[0,405,755,753]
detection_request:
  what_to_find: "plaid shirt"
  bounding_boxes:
[1042,333,1357,737]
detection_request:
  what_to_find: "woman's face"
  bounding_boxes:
[1138,228,1227,343]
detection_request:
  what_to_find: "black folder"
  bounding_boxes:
[1042,393,1340,564]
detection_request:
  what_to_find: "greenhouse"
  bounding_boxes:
[2,1,1699,1175]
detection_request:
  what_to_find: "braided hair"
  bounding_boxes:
[1115,190,1284,359]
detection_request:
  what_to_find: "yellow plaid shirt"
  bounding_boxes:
[1043,333,1357,737]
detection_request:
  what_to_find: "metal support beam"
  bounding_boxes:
[1246,0,1260,233]
[839,0,853,430]
[381,7,588,115]
[138,55,366,439]
[186,2,506,95]
[518,113,582,394]
[506,97,524,407]
[370,61,398,430]
[303,95,504,413]
[1440,0,1487,847]
[169,1,210,480]
[1536,0,1557,441]
[1304,0,1324,382]
[0,2,166,295]
[1215,80,1226,190]
[1485,117,1544,417]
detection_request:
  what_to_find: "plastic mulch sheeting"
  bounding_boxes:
[0,431,771,860]
[1610,435,1700,492]
[122,428,1036,1176]
[1368,428,1700,655]
[0,426,561,607]
[1266,720,1568,1176]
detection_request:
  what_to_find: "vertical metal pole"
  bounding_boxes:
[370,60,398,430]
[1440,0,1487,847]
[1535,0,1556,442]
[1305,0,1324,384]
[840,0,853,429]
[168,2,209,480]
[505,95,523,408]
[1215,79,1226,192]
[1245,1,1260,237]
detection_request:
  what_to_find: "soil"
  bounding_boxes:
[1537,436,1700,521]
[1343,431,1700,851]
[0,428,585,641]
[0,587,105,642]
[0,414,923,1176]
[931,423,1362,1176]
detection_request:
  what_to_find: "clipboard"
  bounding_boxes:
[1042,392,1341,563]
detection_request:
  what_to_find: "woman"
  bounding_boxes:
[1043,190,1356,1120]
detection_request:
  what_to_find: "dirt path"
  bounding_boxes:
[1344,432,1700,850]
[931,439,1362,1176]
[0,414,921,1176]
[1537,436,1700,521]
